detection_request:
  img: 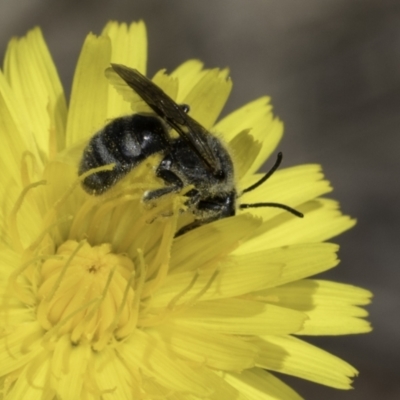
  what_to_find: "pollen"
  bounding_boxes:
[36,240,137,348]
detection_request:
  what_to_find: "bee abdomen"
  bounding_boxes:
[79,114,170,195]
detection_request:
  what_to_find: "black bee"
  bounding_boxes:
[79,64,303,235]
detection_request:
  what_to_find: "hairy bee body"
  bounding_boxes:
[79,64,302,235]
[79,114,170,194]
[80,110,236,234]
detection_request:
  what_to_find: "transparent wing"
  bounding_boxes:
[105,67,151,113]
[109,63,220,173]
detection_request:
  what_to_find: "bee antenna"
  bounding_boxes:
[240,152,304,218]
[239,202,304,218]
[242,152,283,194]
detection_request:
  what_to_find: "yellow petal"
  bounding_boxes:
[5,352,53,400]
[211,255,282,298]
[103,20,147,74]
[171,213,261,272]
[3,27,67,157]
[0,70,41,181]
[150,257,281,308]
[229,129,262,180]
[215,97,272,141]
[3,176,48,250]
[256,335,358,389]
[66,33,111,146]
[265,280,372,335]
[0,292,33,327]
[183,68,232,129]
[149,214,263,307]
[156,324,258,370]
[206,371,251,400]
[173,298,306,336]
[51,336,91,399]
[0,322,42,376]
[103,21,147,119]
[152,69,179,100]
[42,160,81,221]
[171,59,205,102]
[239,199,355,252]
[301,308,371,335]
[236,243,339,288]
[224,369,303,400]
[0,247,19,278]
[120,329,211,396]
[143,368,247,400]
[93,347,141,399]
[239,164,332,218]
[252,116,284,175]
[215,97,283,175]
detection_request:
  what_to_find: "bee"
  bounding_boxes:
[79,64,303,235]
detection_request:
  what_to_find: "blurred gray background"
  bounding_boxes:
[1,0,399,398]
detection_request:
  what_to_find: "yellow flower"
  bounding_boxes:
[0,21,371,400]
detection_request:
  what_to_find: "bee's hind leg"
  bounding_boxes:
[143,168,184,201]
[143,185,181,201]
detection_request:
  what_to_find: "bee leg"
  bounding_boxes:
[143,167,184,201]
[175,194,236,237]
[143,185,181,201]
[175,211,220,237]
[183,188,201,205]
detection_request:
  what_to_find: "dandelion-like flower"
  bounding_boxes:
[0,21,371,399]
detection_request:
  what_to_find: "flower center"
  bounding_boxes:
[37,240,137,349]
